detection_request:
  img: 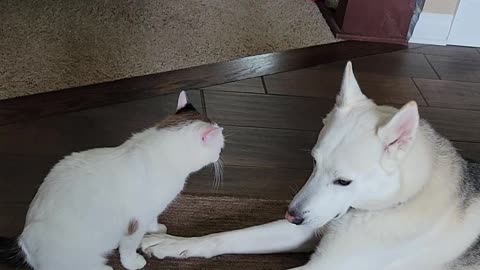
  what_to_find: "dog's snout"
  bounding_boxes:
[285,209,304,225]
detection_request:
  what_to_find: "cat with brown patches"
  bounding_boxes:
[0,91,224,270]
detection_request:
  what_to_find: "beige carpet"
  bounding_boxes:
[0,0,337,100]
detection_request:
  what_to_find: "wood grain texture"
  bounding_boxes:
[405,45,480,59]
[420,107,480,142]
[0,155,56,204]
[312,52,438,79]
[185,165,310,200]
[0,41,404,126]
[221,126,317,169]
[264,68,427,105]
[0,204,27,238]
[453,142,480,162]
[201,78,265,93]
[0,91,202,156]
[205,91,333,130]
[427,55,480,82]
[414,79,480,110]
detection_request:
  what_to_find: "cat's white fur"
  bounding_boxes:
[17,91,224,270]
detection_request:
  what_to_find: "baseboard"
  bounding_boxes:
[409,12,454,45]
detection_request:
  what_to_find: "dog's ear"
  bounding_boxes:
[378,101,419,156]
[336,61,366,107]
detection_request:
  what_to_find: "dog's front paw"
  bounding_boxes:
[141,234,214,259]
[120,253,146,270]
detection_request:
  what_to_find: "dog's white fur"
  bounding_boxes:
[18,92,224,270]
[141,63,480,270]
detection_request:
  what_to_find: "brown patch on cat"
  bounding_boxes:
[127,219,139,236]
[157,111,212,129]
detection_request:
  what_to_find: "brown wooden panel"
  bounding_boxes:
[453,142,480,162]
[205,91,333,131]
[414,79,480,110]
[340,0,415,42]
[221,126,317,169]
[0,41,404,126]
[185,166,310,200]
[0,155,57,204]
[202,78,265,94]
[420,107,480,142]
[0,204,28,238]
[0,91,202,156]
[264,68,427,105]
[405,45,480,59]
[313,52,438,79]
[427,55,480,83]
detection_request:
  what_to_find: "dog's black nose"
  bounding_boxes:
[285,210,304,225]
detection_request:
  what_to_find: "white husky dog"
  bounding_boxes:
[141,62,480,270]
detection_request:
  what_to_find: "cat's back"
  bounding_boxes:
[26,146,134,221]
[46,146,125,184]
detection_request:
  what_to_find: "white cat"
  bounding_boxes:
[0,91,224,270]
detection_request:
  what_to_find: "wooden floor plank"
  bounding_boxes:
[0,91,202,156]
[221,126,317,169]
[264,68,427,105]
[205,91,333,131]
[414,79,480,110]
[0,155,56,204]
[186,165,309,200]
[312,52,438,79]
[405,45,480,59]
[453,142,480,162]
[420,107,480,142]
[0,204,28,238]
[427,55,480,82]
[204,91,480,145]
[0,157,310,205]
[201,78,265,93]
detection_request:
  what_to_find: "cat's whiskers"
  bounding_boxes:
[212,157,224,190]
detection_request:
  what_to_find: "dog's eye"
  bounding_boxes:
[313,159,317,165]
[333,179,352,186]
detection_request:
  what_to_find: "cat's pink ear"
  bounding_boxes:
[202,127,224,145]
[176,91,188,111]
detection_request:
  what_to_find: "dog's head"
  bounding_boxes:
[286,62,420,227]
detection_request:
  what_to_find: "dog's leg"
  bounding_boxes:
[142,220,318,259]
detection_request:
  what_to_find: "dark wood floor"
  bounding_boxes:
[1,42,480,269]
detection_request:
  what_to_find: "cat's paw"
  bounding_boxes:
[141,234,214,259]
[120,253,147,270]
[147,223,168,234]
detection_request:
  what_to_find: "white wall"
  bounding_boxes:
[409,0,459,45]
[447,0,480,47]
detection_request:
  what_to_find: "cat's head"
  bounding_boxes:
[157,91,225,173]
